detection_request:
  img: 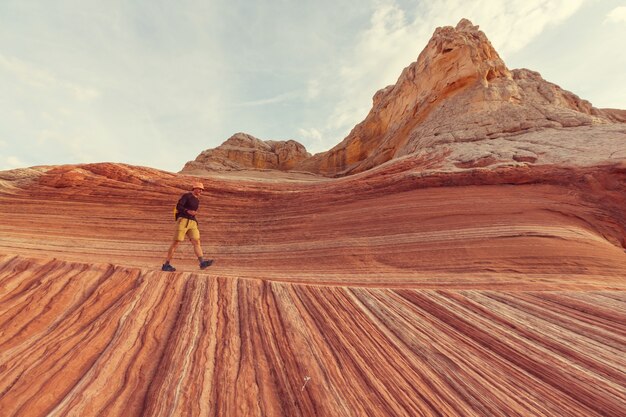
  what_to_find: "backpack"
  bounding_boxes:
[173,205,178,220]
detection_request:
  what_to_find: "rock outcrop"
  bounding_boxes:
[183,20,624,178]
[294,19,624,176]
[181,132,311,173]
[596,108,626,123]
[1,159,626,416]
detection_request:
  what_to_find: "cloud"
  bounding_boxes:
[231,91,301,108]
[0,2,226,172]
[297,127,325,152]
[605,6,626,24]
[69,85,100,102]
[448,0,588,54]
[0,53,101,102]
[0,156,25,171]
[0,53,56,88]
[0,0,612,172]
[306,79,321,100]
[328,0,409,129]
[298,128,322,140]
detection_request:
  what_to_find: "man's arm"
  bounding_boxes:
[176,194,189,215]
[177,194,198,216]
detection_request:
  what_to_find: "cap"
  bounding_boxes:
[192,182,205,190]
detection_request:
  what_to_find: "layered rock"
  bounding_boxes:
[596,108,626,123]
[294,19,624,176]
[181,132,310,173]
[1,159,626,416]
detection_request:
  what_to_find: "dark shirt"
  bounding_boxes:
[176,192,200,222]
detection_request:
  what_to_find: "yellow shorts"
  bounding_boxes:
[174,218,200,241]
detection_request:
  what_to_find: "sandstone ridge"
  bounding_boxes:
[182,132,311,174]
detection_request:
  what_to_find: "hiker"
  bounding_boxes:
[162,182,213,271]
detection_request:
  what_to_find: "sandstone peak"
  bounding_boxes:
[181,132,311,174]
[455,17,477,31]
[295,18,624,176]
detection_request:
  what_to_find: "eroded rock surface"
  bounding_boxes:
[295,19,624,176]
[1,160,626,416]
[182,20,625,179]
[182,132,311,174]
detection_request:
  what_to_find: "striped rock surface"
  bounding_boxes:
[1,160,625,416]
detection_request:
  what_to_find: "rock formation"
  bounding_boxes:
[1,158,626,416]
[184,20,625,178]
[182,132,311,173]
[294,19,625,176]
[1,18,626,417]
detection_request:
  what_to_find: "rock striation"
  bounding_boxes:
[1,159,626,416]
[181,132,311,174]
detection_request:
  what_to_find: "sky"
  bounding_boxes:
[1,0,625,172]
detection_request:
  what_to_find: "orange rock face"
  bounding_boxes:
[185,20,625,180]
[182,132,311,174]
[295,19,624,176]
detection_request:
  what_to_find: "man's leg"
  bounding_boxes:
[190,238,204,259]
[166,240,180,263]
[191,238,213,269]
[162,240,181,271]
[164,219,186,270]
[188,221,212,269]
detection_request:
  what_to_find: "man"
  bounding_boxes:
[162,182,213,271]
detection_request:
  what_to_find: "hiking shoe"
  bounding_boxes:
[199,259,213,269]
[161,263,176,272]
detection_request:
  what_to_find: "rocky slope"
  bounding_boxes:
[182,132,311,174]
[1,158,626,416]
